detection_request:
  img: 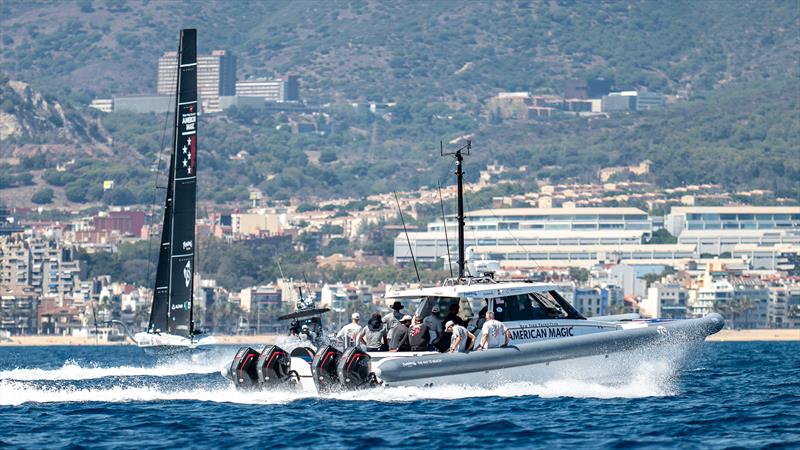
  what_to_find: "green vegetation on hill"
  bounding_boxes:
[1,1,796,102]
[1,1,798,205]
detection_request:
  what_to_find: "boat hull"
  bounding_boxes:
[134,332,216,354]
[372,314,723,386]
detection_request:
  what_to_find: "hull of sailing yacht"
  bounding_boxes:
[134,332,216,354]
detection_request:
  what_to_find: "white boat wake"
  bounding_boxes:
[0,360,676,406]
[0,358,224,382]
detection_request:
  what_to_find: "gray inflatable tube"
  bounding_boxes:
[374,313,724,383]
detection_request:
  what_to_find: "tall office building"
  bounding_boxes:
[157,50,236,113]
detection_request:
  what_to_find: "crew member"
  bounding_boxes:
[407,315,430,351]
[389,315,412,352]
[383,301,405,342]
[422,305,442,347]
[359,313,388,352]
[472,306,488,333]
[477,311,511,350]
[337,313,363,347]
[443,303,466,327]
[446,320,474,353]
[299,324,314,341]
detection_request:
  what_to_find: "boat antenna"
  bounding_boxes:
[394,190,421,282]
[277,258,285,279]
[437,179,454,278]
[92,301,99,345]
[440,140,470,279]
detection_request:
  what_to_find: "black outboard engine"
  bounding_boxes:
[228,347,261,390]
[256,345,294,389]
[337,346,377,390]
[311,345,341,393]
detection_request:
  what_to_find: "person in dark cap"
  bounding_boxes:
[389,315,412,352]
[443,303,466,327]
[358,312,388,351]
[383,301,404,342]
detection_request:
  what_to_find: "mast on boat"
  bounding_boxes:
[441,140,471,280]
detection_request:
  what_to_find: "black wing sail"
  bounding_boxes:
[148,146,175,334]
[148,29,198,339]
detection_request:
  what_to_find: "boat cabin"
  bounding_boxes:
[386,281,584,324]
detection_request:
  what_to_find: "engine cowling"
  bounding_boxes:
[337,346,375,390]
[311,345,341,393]
[228,346,260,390]
[256,345,293,388]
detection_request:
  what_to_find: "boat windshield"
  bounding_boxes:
[422,296,476,322]
[492,291,569,321]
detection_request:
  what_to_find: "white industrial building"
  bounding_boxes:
[665,206,800,235]
[394,229,648,265]
[430,207,651,233]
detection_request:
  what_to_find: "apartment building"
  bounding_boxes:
[0,235,81,298]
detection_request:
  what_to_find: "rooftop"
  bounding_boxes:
[670,206,800,214]
[386,281,560,299]
[403,229,648,239]
[466,207,648,217]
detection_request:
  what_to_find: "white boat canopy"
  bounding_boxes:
[386,282,561,300]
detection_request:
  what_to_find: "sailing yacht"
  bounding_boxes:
[225,143,723,392]
[134,29,215,353]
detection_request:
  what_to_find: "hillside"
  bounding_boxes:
[0,1,798,207]
[1,1,797,103]
[0,74,110,150]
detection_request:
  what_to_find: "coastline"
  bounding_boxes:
[705,329,799,342]
[0,334,282,347]
[1,329,797,346]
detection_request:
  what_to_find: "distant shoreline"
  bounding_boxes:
[0,334,281,347]
[1,329,797,346]
[705,329,799,342]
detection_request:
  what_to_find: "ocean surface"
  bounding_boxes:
[1,342,798,449]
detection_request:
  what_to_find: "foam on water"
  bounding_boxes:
[0,355,227,381]
[0,360,675,406]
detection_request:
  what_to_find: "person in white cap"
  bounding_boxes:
[336,312,363,348]
[445,320,475,353]
[423,305,443,348]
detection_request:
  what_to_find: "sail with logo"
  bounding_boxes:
[132,29,215,352]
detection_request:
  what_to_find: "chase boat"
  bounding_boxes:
[223,140,724,392]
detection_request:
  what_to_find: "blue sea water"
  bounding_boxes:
[1,342,798,449]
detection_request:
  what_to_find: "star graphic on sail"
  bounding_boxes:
[182,145,188,155]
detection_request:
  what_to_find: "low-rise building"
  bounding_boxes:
[643,282,688,319]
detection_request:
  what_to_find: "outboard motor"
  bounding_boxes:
[337,346,377,390]
[256,345,294,389]
[228,347,261,390]
[311,345,341,393]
